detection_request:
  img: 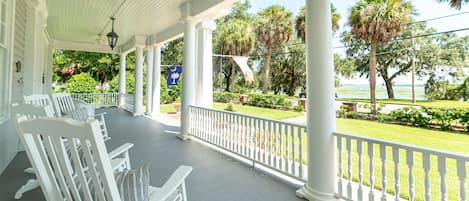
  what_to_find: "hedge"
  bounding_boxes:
[213,92,240,103]
[378,107,469,132]
[246,94,292,109]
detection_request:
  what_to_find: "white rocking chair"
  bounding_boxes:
[17,117,192,201]
[12,104,133,199]
[24,94,110,141]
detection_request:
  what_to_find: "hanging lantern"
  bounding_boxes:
[106,17,119,50]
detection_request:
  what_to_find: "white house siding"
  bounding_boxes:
[12,0,26,103]
[0,0,18,175]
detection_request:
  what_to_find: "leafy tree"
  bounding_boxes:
[217,19,255,91]
[343,23,468,99]
[349,0,412,112]
[161,38,183,76]
[334,54,357,87]
[254,5,294,94]
[270,40,306,96]
[438,0,468,9]
[65,73,97,93]
[53,50,120,83]
[295,4,341,43]
[213,0,254,92]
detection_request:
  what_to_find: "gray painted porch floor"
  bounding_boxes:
[0,108,305,201]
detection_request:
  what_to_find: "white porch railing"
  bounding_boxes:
[189,105,308,181]
[122,94,135,113]
[71,93,119,108]
[334,132,469,201]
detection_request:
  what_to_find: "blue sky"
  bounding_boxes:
[248,0,469,85]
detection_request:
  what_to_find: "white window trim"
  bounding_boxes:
[0,0,15,124]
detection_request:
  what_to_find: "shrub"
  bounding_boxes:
[109,72,135,94]
[224,103,237,112]
[160,76,172,104]
[246,94,290,109]
[214,92,240,103]
[389,107,429,127]
[346,111,359,119]
[293,105,304,112]
[66,73,96,93]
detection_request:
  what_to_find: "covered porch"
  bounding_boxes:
[0,108,304,201]
[1,0,468,200]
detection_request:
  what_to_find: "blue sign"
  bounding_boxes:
[167,66,182,86]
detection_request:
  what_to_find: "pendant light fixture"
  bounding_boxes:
[106,17,119,50]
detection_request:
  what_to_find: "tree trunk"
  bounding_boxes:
[384,78,395,99]
[369,41,377,114]
[263,47,273,94]
[229,61,236,92]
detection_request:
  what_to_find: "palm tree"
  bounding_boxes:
[295,4,341,43]
[349,0,412,113]
[255,6,294,94]
[438,0,468,9]
[218,19,255,91]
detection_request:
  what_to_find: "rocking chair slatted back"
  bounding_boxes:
[17,118,122,201]
[23,94,57,117]
[51,93,77,117]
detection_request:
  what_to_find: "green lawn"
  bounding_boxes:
[159,102,304,120]
[158,102,468,200]
[337,98,469,108]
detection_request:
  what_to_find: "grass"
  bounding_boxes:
[159,102,468,200]
[335,119,469,200]
[337,98,469,108]
[159,102,304,120]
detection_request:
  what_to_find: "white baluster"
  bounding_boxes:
[269,121,274,167]
[298,128,303,179]
[380,144,387,201]
[274,122,278,169]
[357,139,364,201]
[291,126,296,176]
[438,156,447,201]
[346,137,353,199]
[457,160,467,201]
[392,147,400,201]
[369,142,375,201]
[422,153,431,201]
[279,124,284,171]
[285,124,289,173]
[337,136,343,197]
[406,150,415,201]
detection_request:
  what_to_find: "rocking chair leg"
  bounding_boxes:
[14,179,40,199]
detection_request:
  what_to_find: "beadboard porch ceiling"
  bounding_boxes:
[45,0,234,53]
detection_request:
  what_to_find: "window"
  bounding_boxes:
[0,0,12,123]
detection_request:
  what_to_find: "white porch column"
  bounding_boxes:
[179,2,197,139]
[119,53,127,108]
[195,19,216,108]
[151,44,162,116]
[145,46,154,115]
[23,1,47,95]
[296,0,337,201]
[134,45,145,116]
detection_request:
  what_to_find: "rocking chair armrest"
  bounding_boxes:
[149,166,193,201]
[91,112,107,119]
[108,143,134,159]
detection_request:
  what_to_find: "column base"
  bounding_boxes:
[177,134,191,141]
[133,112,144,117]
[296,185,338,201]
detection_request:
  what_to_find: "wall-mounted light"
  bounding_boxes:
[15,61,21,72]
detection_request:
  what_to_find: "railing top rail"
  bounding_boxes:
[189,105,307,129]
[334,132,469,161]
